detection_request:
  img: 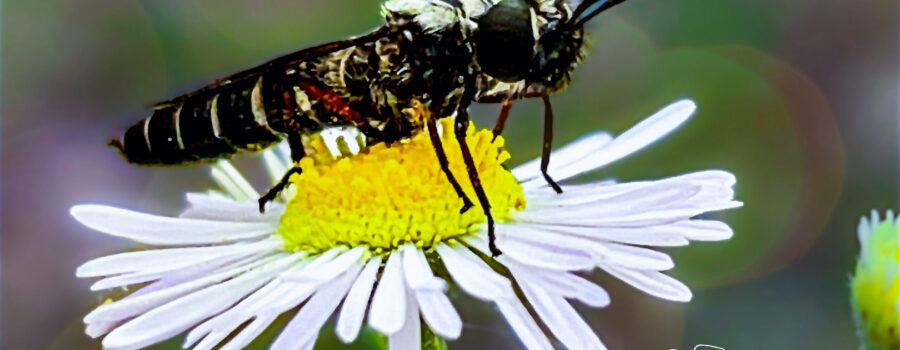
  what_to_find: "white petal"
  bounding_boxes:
[256,282,318,319]
[258,250,345,314]
[180,193,283,222]
[515,223,690,247]
[275,141,292,163]
[496,226,609,270]
[397,246,461,338]
[193,329,231,350]
[517,280,606,350]
[676,169,737,186]
[89,253,249,291]
[526,170,735,205]
[336,256,382,343]
[101,255,296,350]
[134,254,261,299]
[210,160,258,200]
[563,274,611,308]
[218,315,276,350]
[301,336,317,350]
[401,244,446,291]
[512,132,614,181]
[415,290,462,340]
[271,262,363,350]
[184,278,289,349]
[526,180,636,202]
[280,248,341,278]
[388,291,420,350]
[671,220,734,241]
[600,263,692,302]
[77,238,278,278]
[523,182,704,219]
[369,253,407,335]
[435,244,512,301]
[467,234,595,271]
[526,179,620,198]
[495,299,554,350]
[280,246,365,283]
[85,321,119,339]
[871,209,881,229]
[84,254,284,324]
[858,216,871,251]
[516,206,706,227]
[71,205,275,245]
[681,189,742,213]
[507,263,610,308]
[599,243,674,271]
[522,99,695,189]
[262,147,290,183]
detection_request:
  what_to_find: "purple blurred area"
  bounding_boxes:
[1,0,897,349]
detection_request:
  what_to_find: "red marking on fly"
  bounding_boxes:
[296,81,365,126]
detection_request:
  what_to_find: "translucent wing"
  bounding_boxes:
[152,26,390,109]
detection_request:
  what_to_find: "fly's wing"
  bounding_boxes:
[152,25,390,109]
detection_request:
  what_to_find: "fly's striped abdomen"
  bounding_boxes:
[112,77,288,166]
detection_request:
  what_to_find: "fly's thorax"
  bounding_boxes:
[527,25,586,93]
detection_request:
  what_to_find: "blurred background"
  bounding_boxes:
[2,0,897,349]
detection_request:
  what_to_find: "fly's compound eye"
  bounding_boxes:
[474,0,536,82]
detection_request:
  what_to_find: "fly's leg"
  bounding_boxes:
[454,108,501,257]
[258,133,305,213]
[540,95,563,194]
[424,109,475,213]
[492,99,513,141]
[258,167,302,213]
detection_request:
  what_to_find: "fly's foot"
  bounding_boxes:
[543,172,563,194]
[258,166,303,213]
[460,197,475,214]
[487,217,502,257]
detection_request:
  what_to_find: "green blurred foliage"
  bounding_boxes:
[2,0,897,349]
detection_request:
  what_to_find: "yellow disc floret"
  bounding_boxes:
[278,118,526,253]
[851,212,900,349]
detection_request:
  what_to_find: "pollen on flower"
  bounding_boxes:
[851,212,900,349]
[278,118,526,253]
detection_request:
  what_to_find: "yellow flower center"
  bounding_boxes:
[278,118,526,253]
[851,216,900,348]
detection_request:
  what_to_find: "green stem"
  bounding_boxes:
[421,321,448,350]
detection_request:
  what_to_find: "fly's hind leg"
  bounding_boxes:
[540,95,563,194]
[418,102,475,213]
[258,133,305,213]
[258,166,302,213]
[454,108,501,257]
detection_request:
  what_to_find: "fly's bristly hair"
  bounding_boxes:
[114,0,479,165]
[109,0,631,255]
[111,0,621,166]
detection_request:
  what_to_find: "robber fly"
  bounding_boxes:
[109,0,630,256]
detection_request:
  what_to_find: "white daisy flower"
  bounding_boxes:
[72,99,740,350]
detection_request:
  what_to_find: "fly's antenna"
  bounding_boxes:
[569,0,629,28]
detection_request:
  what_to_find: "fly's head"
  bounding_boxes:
[473,0,626,93]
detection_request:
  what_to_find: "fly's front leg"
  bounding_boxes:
[258,133,305,213]
[540,95,563,194]
[454,108,501,257]
[425,114,475,213]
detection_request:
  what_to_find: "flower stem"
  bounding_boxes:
[421,321,448,350]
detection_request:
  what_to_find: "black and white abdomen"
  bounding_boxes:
[112,76,290,166]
